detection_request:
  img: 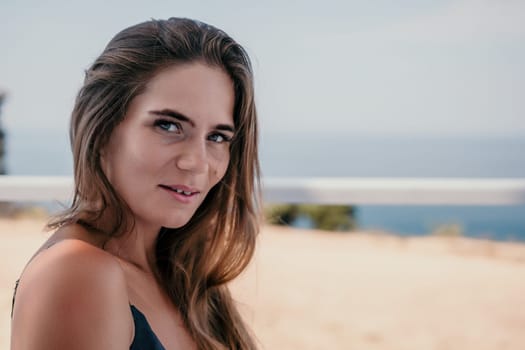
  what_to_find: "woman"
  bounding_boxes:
[11,17,260,350]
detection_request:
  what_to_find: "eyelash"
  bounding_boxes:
[154,119,181,133]
[153,119,233,143]
[208,133,232,144]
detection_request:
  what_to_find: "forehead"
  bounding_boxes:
[138,62,235,124]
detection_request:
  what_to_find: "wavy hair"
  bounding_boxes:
[48,18,260,349]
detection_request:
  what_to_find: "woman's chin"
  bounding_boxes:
[162,218,192,230]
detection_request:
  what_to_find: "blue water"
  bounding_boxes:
[4,129,525,241]
[259,133,525,241]
[355,205,525,242]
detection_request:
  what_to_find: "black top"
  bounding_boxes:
[130,305,166,350]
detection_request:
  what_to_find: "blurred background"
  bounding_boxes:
[1,0,524,240]
[1,1,525,349]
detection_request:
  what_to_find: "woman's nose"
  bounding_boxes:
[175,140,208,174]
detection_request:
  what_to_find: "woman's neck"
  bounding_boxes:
[110,226,160,274]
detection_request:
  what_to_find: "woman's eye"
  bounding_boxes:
[209,133,231,143]
[154,119,181,133]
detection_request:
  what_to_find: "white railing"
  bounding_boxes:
[1,175,525,205]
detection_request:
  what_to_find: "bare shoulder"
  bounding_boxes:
[11,228,133,349]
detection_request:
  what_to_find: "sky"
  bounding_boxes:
[1,0,524,145]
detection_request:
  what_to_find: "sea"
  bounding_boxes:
[4,129,525,242]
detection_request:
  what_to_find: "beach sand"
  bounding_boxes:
[1,218,525,349]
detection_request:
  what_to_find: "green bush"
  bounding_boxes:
[264,203,356,231]
[431,223,464,237]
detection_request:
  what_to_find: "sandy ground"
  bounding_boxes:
[1,218,525,349]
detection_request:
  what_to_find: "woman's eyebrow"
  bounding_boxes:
[216,124,235,133]
[149,108,235,133]
[149,109,194,126]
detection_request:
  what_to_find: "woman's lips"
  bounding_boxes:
[159,184,200,203]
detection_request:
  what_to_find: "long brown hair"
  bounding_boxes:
[48,18,260,349]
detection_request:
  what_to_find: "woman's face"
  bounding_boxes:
[101,62,235,232]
